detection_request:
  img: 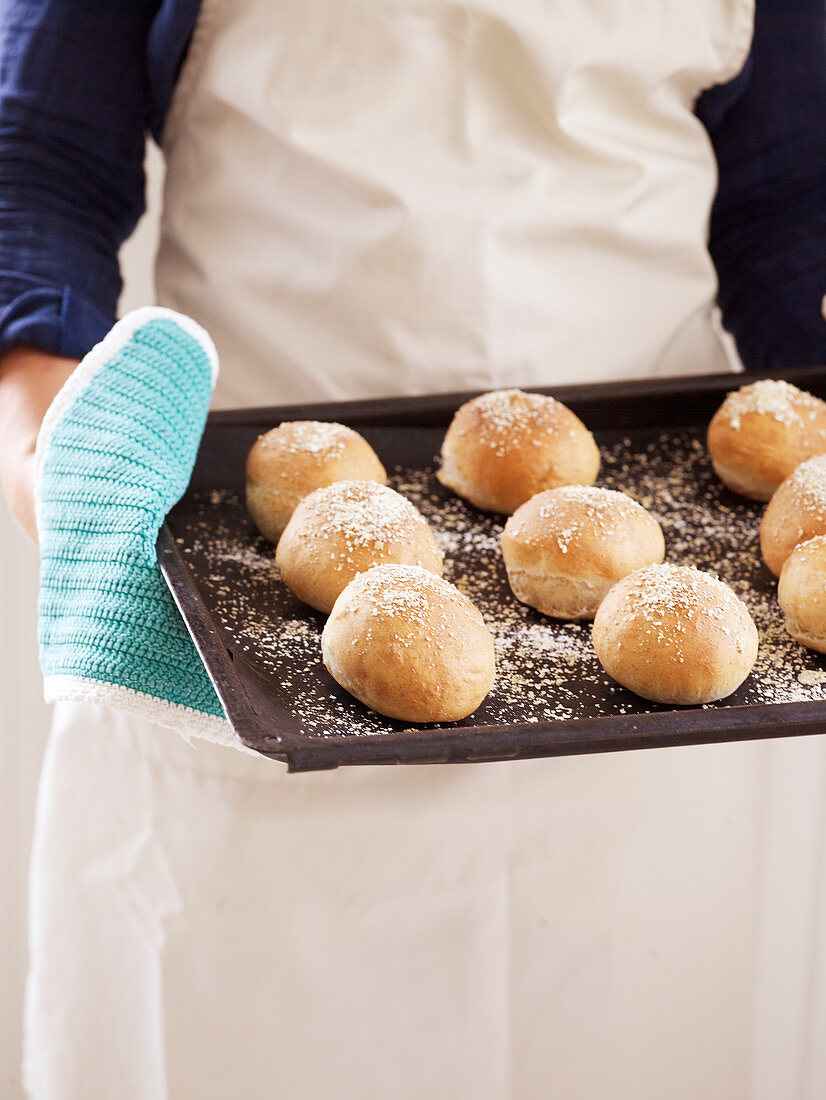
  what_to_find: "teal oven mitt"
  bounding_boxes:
[34,307,236,746]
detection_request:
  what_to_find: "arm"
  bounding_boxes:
[0,347,77,538]
[0,3,224,730]
[0,0,199,537]
[697,0,826,371]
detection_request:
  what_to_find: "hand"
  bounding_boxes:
[0,346,78,540]
[35,308,234,745]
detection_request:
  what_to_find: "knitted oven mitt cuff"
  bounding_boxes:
[35,307,236,747]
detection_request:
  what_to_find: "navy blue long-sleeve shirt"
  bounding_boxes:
[0,0,825,371]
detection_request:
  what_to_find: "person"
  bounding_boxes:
[1,1,825,1097]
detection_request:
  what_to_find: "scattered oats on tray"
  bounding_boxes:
[177,426,826,738]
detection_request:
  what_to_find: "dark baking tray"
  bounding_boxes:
[158,367,826,771]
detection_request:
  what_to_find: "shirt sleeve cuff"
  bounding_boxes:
[0,279,113,361]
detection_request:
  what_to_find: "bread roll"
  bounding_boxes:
[760,454,826,576]
[778,535,826,652]
[246,420,386,542]
[322,564,496,722]
[707,379,826,501]
[276,480,443,613]
[437,389,600,514]
[501,486,665,620]
[592,563,758,705]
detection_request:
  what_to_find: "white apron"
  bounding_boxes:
[26,2,789,1098]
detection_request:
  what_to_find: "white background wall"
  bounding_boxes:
[0,143,164,1100]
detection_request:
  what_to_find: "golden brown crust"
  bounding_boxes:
[592,563,758,705]
[778,535,826,653]
[321,564,496,722]
[501,486,665,620]
[760,454,826,576]
[707,380,826,502]
[275,480,443,613]
[437,389,600,514]
[245,420,387,542]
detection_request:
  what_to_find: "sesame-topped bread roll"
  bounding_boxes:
[437,389,600,514]
[777,535,826,653]
[707,379,826,501]
[322,564,496,722]
[592,563,758,705]
[246,420,387,542]
[501,486,665,620]
[760,454,826,576]
[275,480,443,613]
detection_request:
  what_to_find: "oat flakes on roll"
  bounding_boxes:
[707,379,826,502]
[502,486,665,620]
[760,454,826,576]
[246,420,387,542]
[592,563,758,705]
[778,535,826,654]
[322,564,496,723]
[276,480,443,614]
[437,389,600,514]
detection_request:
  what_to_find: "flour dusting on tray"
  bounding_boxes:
[175,427,826,738]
